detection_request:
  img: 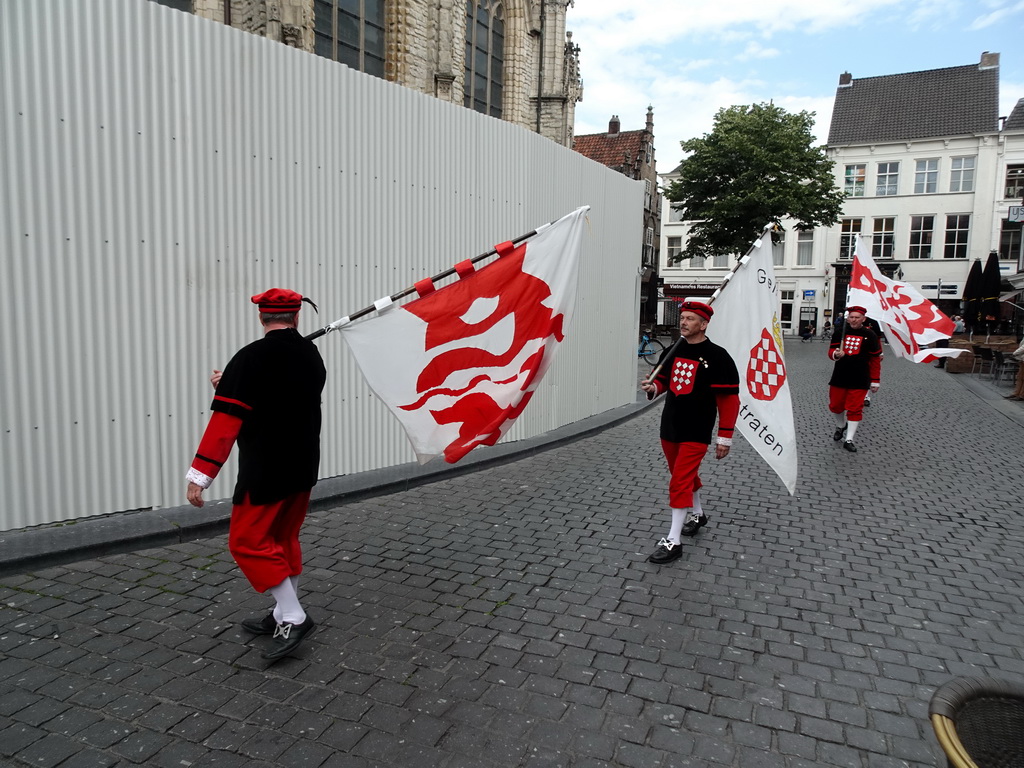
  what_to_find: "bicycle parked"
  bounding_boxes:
[638,330,667,366]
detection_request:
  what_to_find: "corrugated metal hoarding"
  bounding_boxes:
[0,0,643,532]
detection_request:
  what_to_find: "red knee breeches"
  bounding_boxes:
[228,491,311,593]
[661,440,707,509]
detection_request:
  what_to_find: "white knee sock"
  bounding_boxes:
[833,411,847,428]
[268,578,306,625]
[668,508,688,544]
[845,420,860,442]
[692,491,705,519]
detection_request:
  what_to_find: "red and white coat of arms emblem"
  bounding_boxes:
[842,335,864,355]
[747,329,787,400]
[670,359,698,395]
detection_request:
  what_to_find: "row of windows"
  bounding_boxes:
[839,215,1024,261]
[666,231,815,270]
[844,158,976,197]
[667,217,1022,266]
[839,216,973,260]
[844,161,1024,199]
[312,0,506,120]
[314,0,386,77]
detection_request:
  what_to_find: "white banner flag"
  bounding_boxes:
[848,235,963,363]
[340,207,589,464]
[708,230,798,494]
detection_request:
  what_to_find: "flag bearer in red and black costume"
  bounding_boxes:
[640,301,740,565]
[828,305,881,453]
[186,289,327,661]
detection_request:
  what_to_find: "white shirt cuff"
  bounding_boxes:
[186,467,213,489]
[715,437,733,447]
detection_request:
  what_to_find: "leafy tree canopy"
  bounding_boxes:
[664,102,844,262]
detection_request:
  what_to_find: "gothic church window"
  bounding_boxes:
[314,0,385,78]
[464,0,505,118]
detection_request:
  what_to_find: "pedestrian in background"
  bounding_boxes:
[1003,335,1024,401]
[640,301,739,565]
[186,289,327,661]
[828,306,882,453]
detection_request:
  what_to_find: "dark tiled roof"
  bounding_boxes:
[1006,98,1024,131]
[574,129,648,176]
[828,63,999,145]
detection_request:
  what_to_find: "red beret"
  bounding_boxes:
[846,305,867,315]
[679,301,714,321]
[251,288,304,313]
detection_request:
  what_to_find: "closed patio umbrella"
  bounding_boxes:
[980,251,1003,339]
[962,258,983,336]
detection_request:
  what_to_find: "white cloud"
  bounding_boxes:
[968,0,1024,29]
[566,0,906,54]
[567,0,1023,176]
[1002,83,1024,120]
[737,42,780,61]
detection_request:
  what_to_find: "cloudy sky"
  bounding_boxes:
[566,0,1024,173]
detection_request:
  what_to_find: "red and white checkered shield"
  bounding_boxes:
[842,335,864,355]
[670,359,698,395]
[746,329,787,401]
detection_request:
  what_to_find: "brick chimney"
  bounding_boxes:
[980,51,1000,70]
[608,115,620,135]
[838,72,852,87]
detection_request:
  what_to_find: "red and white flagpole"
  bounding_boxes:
[305,220,559,341]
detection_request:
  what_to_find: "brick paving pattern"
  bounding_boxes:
[2,340,1023,767]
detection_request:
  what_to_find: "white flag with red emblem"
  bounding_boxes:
[708,229,797,494]
[339,207,589,464]
[848,236,964,363]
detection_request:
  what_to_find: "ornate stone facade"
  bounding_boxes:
[189,0,581,146]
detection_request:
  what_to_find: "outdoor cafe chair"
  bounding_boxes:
[992,350,1019,384]
[971,345,995,376]
[929,677,1024,768]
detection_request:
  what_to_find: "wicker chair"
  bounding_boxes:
[929,677,1024,767]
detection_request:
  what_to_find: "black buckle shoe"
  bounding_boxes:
[842,440,857,453]
[680,513,708,537]
[833,426,846,441]
[240,612,277,635]
[863,399,870,407]
[647,538,682,564]
[261,615,316,661]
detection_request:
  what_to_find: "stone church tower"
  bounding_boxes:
[179,0,582,146]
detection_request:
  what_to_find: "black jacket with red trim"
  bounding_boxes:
[196,328,327,504]
[649,337,740,444]
[828,326,882,390]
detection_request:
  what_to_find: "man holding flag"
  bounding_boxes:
[827,306,882,453]
[640,301,740,564]
[847,235,962,365]
[186,289,327,662]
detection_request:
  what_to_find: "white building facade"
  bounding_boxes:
[659,52,1024,335]
[658,170,831,336]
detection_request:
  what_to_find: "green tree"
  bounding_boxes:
[664,102,844,262]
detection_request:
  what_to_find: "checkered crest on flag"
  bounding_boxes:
[749,329,786,399]
[708,229,798,494]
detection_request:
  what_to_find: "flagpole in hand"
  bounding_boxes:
[305,221,556,341]
[644,224,775,386]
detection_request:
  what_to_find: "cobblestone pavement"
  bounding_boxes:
[2,340,1023,768]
